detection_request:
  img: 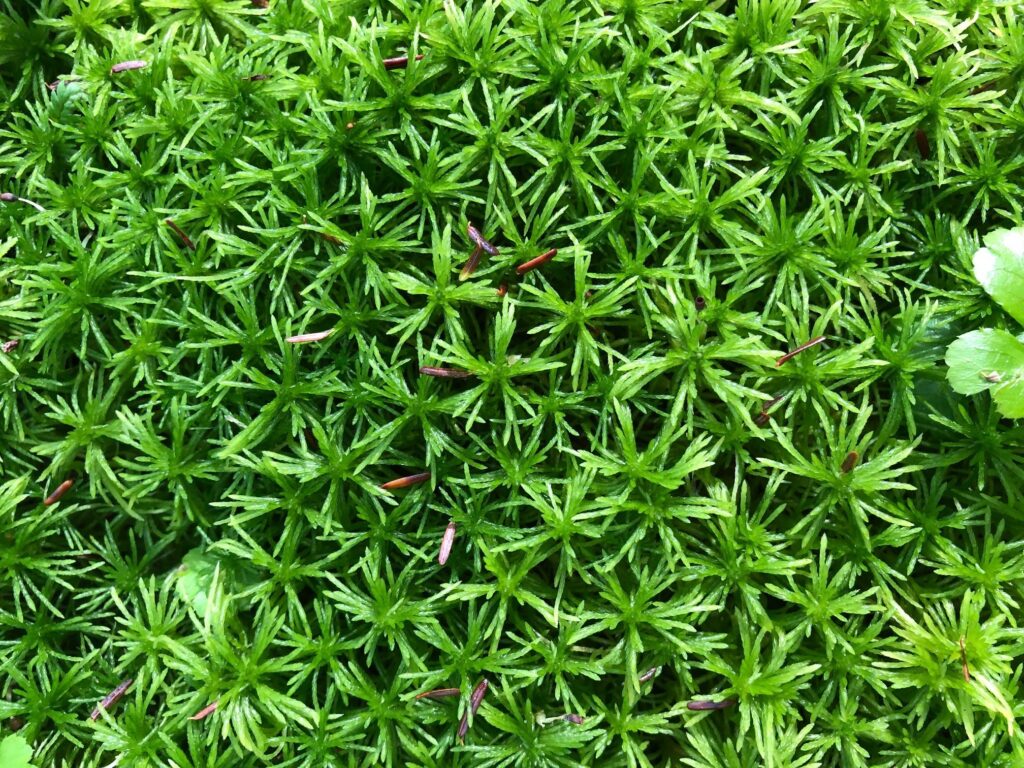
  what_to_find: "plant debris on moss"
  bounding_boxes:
[2,1,1024,766]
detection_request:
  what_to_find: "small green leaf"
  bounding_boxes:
[992,380,1024,419]
[946,329,1024,417]
[0,734,35,768]
[175,547,219,618]
[973,227,1024,327]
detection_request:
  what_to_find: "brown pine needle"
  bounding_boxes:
[438,520,456,565]
[515,248,557,276]
[415,687,460,701]
[467,223,499,256]
[380,472,430,491]
[755,393,788,426]
[165,218,196,250]
[457,679,490,742]
[915,129,930,160]
[43,478,74,506]
[383,54,424,70]
[459,244,483,281]
[638,666,661,683]
[111,60,147,74]
[419,366,472,379]
[687,698,737,711]
[90,679,133,720]
[286,329,334,344]
[841,451,860,473]
[776,336,826,366]
[190,700,219,721]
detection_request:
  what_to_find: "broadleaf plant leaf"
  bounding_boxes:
[992,379,1024,420]
[0,735,35,768]
[946,329,1024,417]
[972,227,1024,327]
[175,547,219,618]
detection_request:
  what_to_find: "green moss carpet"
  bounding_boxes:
[2,1,1024,766]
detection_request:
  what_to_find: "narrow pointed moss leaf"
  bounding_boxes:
[0,735,35,768]
[946,329,1024,417]
[973,227,1024,327]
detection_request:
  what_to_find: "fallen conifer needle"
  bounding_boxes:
[90,679,133,720]
[467,223,499,256]
[776,336,826,366]
[515,248,557,276]
[457,679,490,742]
[111,60,147,74]
[638,666,661,684]
[415,687,460,701]
[165,218,196,250]
[44,479,74,506]
[687,698,737,711]
[286,329,334,344]
[459,244,483,281]
[190,700,219,721]
[383,54,424,70]
[420,366,472,378]
[380,472,430,490]
[841,451,860,473]
[438,520,456,565]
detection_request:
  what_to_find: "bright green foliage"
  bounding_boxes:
[947,227,1024,417]
[1,1,1024,767]
[971,229,1024,328]
[0,734,35,768]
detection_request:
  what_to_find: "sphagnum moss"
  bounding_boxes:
[2,1,1024,766]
